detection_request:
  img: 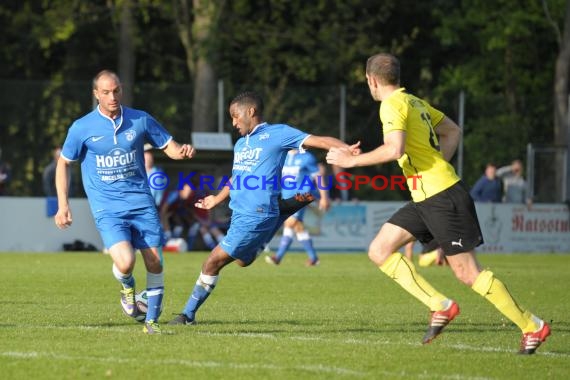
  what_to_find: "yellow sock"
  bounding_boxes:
[380,252,448,311]
[472,270,540,333]
[418,250,439,267]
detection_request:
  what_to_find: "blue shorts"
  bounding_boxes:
[220,212,280,265]
[94,207,164,250]
[290,206,306,222]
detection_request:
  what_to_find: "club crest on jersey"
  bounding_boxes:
[125,129,136,141]
[258,133,270,141]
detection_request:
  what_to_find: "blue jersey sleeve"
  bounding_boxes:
[281,126,309,151]
[61,123,84,161]
[144,113,172,149]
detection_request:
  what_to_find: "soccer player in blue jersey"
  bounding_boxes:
[168,91,359,325]
[54,70,195,334]
[265,149,330,266]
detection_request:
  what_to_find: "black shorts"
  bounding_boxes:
[388,181,483,256]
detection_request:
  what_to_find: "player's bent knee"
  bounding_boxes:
[367,241,393,266]
[235,258,252,267]
[113,261,134,274]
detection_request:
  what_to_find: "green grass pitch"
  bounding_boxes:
[1,252,568,379]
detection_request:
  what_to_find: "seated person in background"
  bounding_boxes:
[470,163,502,202]
[160,183,195,242]
[160,182,225,250]
[189,193,226,251]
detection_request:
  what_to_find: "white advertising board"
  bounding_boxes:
[267,202,570,253]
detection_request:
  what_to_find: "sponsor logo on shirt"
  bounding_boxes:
[95,148,139,182]
[234,147,263,164]
[95,148,137,168]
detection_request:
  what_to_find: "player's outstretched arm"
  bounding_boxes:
[195,185,230,210]
[54,157,73,229]
[326,130,404,168]
[434,116,461,162]
[302,136,350,152]
[163,140,196,160]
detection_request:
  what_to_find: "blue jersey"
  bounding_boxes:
[229,122,309,217]
[281,150,321,199]
[61,106,172,216]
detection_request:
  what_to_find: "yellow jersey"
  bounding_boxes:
[380,88,460,202]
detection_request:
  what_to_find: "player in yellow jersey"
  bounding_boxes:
[326,53,550,354]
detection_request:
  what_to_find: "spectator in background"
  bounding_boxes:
[160,180,226,250]
[470,163,502,202]
[497,159,530,204]
[43,147,72,197]
[160,183,195,242]
[0,147,11,196]
[144,143,164,207]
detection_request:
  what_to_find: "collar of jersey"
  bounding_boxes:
[245,122,267,146]
[97,105,124,144]
[248,122,267,136]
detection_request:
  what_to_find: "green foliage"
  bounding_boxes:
[0,0,566,198]
[1,252,568,379]
[430,0,563,185]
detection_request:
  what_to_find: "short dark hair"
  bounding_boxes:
[230,91,264,116]
[366,53,400,86]
[93,70,121,90]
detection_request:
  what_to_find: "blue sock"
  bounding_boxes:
[186,223,200,251]
[113,264,135,289]
[145,272,164,322]
[182,273,218,320]
[275,236,293,261]
[146,287,164,322]
[301,238,318,263]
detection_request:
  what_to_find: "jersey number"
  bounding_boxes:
[420,112,440,151]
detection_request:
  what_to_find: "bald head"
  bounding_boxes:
[93,70,122,117]
[93,70,121,90]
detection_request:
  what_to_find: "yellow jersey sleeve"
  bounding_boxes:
[379,88,459,201]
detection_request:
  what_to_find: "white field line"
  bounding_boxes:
[197,331,569,358]
[8,324,568,359]
[1,351,364,377]
[0,350,497,380]
[9,324,568,358]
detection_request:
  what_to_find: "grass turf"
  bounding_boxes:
[1,252,568,379]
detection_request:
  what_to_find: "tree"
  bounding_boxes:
[548,0,570,201]
[117,0,136,106]
[173,0,224,133]
[431,0,561,190]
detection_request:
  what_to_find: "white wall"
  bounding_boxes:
[0,197,102,252]
[1,197,569,253]
[266,201,570,253]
